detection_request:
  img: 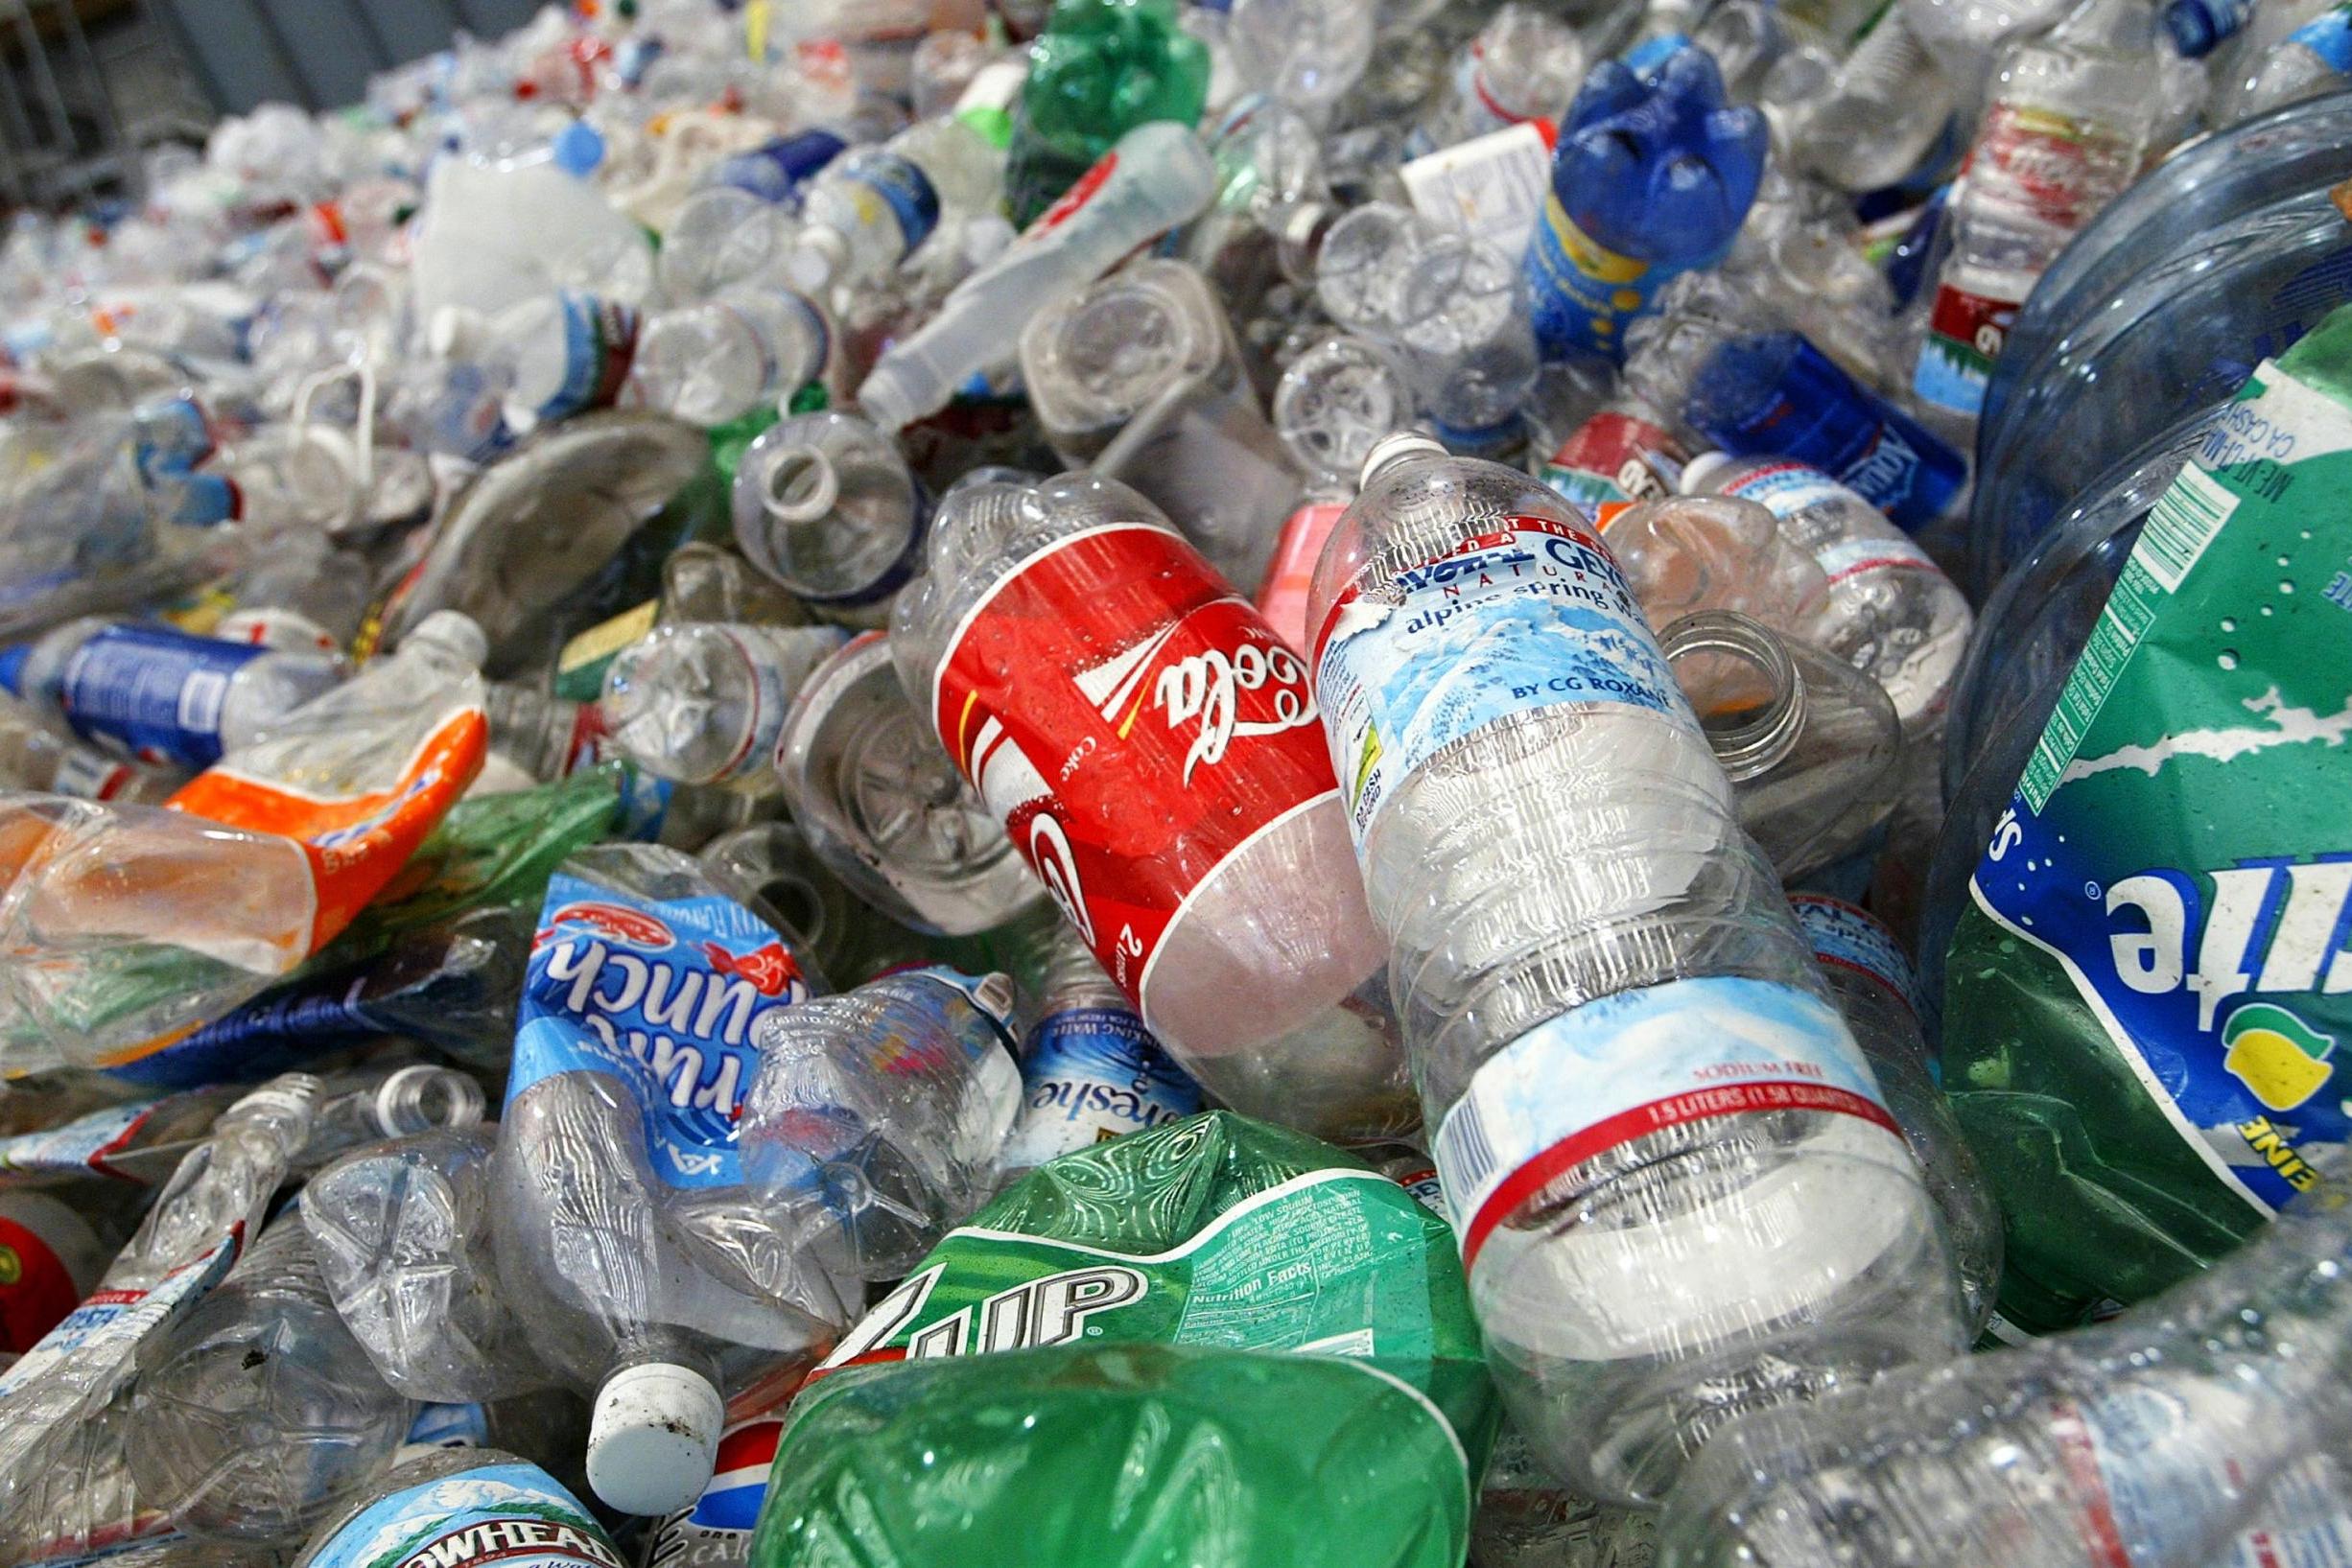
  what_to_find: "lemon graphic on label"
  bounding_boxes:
[2222,1002,2336,1112]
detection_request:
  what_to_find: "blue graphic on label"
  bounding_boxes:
[1792,894,1923,1018]
[58,624,269,767]
[508,873,814,1190]
[305,1460,623,1568]
[1001,1005,1203,1169]
[1313,516,1691,852]
[846,152,945,255]
[405,1401,492,1450]
[537,293,637,425]
[1431,976,1893,1261]
[1524,193,1671,363]
[0,1098,156,1178]
[0,1227,240,1403]
[2286,5,2352,71]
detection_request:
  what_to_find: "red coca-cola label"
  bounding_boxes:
[934,523,1333,1013]
[1255,500,1348,656]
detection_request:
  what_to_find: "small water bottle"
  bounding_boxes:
[598,621,850,788]
[731,410,931,627]
[628,289,830,430]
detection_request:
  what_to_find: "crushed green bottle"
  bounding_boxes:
[1004,0,1209,225]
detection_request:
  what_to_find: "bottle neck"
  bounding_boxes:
[1658,611,1805,781]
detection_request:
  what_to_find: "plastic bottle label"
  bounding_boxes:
[1002,1005,1204,1170]
[534,293,642,425]
[1539,410,1687,519]
[1791,894,1923,1018]
[508,871,814,1190]
[57,624,271,768]
[1913,269,2031,418]
[647,1409,787,1560]
[0,1213,82,1352]
[0,1098,159,1180]
[117,976,386,1089]
[215,606,342,655]
[843,152,945,254]
[304,1460,623,1568]
[1255,500,1348,655]
[0,1226,241,1403]
[2287,4,2352,70]
[1524,193,1664,361]
[1709,460,1940,585]
[1432,977,1897,1268]
[48,744,137,802]
[1399,122,1553,262]
[1310,515,1689,854]
[1966,103,2139,233]
[932,522,1335,1022]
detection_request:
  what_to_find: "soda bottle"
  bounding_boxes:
[0,619,344,770]
[598,621,850,788]
[731,410,929,625]
[770,630,1047,937]
[889,471,1408,1140]
[1003,0,1211,224]
[126,1206,415,1542]
[1523,46,1767,363]
[1535,392,1692,520]
[1307,432,1961,1502]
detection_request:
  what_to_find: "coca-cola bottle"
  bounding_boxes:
[889,472,1410,1139]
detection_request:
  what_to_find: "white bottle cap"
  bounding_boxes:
[1357,430,1447,490]
[789,228,848,293]
[586,1362,724,1516]
[1679,450,1732,496]
[406,610,489,668]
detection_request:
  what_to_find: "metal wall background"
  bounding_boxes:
[150,0,543,114]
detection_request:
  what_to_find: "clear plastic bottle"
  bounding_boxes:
[741,967,1022,1279]
[1307,433,1961,1503]
[1678,454,1973,743]
[598,621,850,788]
[658,541,811,628]
[482,680,602,786]
[659,186,806,303]
[2224,11,2351,116]
[294,1063,489,1173]
[475,291,641,433]
[1228,0,1376,114]
[1658,611,1901,882]
[1909,0,2160,437]
[0,690,179,803]
[771,630,1046,937]
[731,410,930,626]
[0,618,345,770]
[1597,494,1834,638]
[1421,5,1588,149]
[289,1446,623,1568]
[788,116,1005,295]
[1658,1166,2352,1567]
[126,1206,415,1543]
[1260,335,1417,652]
[1898,0,2075,82]
[1765,9,1956,193]
[890,472,1409,1140]
[628,289,830,429]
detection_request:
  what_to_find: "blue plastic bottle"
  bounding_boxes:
[1523,46,1767,363]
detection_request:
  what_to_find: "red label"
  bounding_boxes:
[0,1215,82,1353]
[1028,151,1118,238]
[1965,104,2136,232]
[1926,279,2024,370]
[934,524,1333,1013]
[1254,501,1347,656]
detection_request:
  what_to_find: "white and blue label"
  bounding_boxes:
[1001,1005,1203,1170]
[0,1098,158,1179]
[305,1460,623,1568]
[507,872,814,1190]
[2288,5,2352,72]
[1312,515,1691,853]
[57,624,270,767]
[1793,894,1924,1019]
[534,293,638,425]
[845,152,944,256]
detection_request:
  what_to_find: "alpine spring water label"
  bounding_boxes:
[508,870,814,1189]
[1943,303,2352,1322]
[1311,512,1689,852]
[305,1460,624,1568]
[932,521,1335,1016]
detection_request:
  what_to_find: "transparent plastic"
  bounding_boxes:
[599,621,847,786]
[629,289,830,428]
[789,117,1004,293]
[659,185,802,301]
[1599,495,1834,640]
[731,410,927,625]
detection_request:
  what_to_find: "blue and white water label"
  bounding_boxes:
[1792,894,1924,1019]
[845,152,944,255]
[1001,1005,1203,1169]
[304,1459,623,1568]
[508,870,815,1190]
[1312,515,1694,854]
[57,623,271,767]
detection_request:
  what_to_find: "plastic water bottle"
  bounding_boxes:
[659,186,806,302]
[626,289,830,429]
[741,967,1021,1279]
[889,471,1409,1140]
[1306,432,1962,1504]
[1657,611,1901,882]
[1789,895,2002,1332]
[1522,46,1767,362]
[125,1206,414,1543]
[1678,454,1973,742]
[288,1447,624,1568]
[473,292,641,433]
[598,621,850,787]
[0,690,179,803]
[1259,334,1416,650]
[304,1125,548,1406]
[1422,5,1588,150]
[0,620,344,769]
[2224,9,2352,114]
[1227,0,1377,118]
[788,116,1005,295]
[999,929,1203,1181]
[770,630,1047,937]
[1658,1166,2352,1567]
[731,411,929,625]
[858,121,1220,433]
[1765,9,1956,193]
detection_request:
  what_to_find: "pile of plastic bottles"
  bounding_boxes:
[1,0,2349,1563]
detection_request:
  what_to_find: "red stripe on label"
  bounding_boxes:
[1460,1081,1901,1270]
[2051,1399,2133,1568]
[1824,556,1934,588]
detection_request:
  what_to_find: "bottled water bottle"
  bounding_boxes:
[627,289,830,429]
[1764,9,1955,193]
[1260,334,1415,649]
[1598,495,1832,638]
[1678,455,1973,743]
[289,1446,623,1568]
[598,621,849,787]
[1789,895,2002,1331]
[1658,1166,2352,1567]
[889,471,1408,1140]
[741,967,1022,1278]
[771,629,1047,936]
[788,116,1005,294]
[1421,5,1588,150]
[999,928,1202,1182]
[0,619,344,769]
[473,292,641,433]
[1306,432,1961,1503]
[126,1207,414,1542]
[658,186,807,303]
[731,410,929,626]
[1658,611,1900,882]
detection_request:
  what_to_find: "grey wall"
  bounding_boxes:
[153,0,546,114]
